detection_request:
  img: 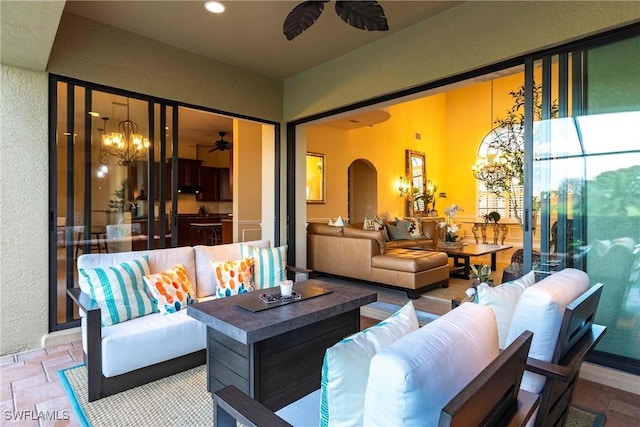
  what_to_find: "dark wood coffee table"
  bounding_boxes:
[413,243,512,279]
[187,279,377,412]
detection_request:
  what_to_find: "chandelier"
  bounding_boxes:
[471,148,511,194]
[98,98,150,167]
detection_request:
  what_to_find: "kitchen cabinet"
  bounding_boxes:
[198,167,218,201]
[198,167,232,202]
[217,167,232,201]
[166,159,202,196]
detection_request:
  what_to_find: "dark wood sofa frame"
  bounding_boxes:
[68,288,205,402]
[524,283,606,427]
[212,331,536,427]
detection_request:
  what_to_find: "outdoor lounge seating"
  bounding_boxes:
[212,303,537,427]
[475,268,606,427]
[68,240,273,401]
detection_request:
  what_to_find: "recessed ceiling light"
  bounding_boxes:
[88,111,100,117]
[204,1,225,14]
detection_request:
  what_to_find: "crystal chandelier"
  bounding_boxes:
[98,98,150,167]
[471,147,511,193]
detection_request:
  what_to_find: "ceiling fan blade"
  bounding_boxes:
[283,1,328,41]
[335,1,388,32]
[208,146,220,153]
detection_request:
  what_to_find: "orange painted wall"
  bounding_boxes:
[306,72,531,225]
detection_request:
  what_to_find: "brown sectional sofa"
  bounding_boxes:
[307,223,449,298]
[351,218,441,249]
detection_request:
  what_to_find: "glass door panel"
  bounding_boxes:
[532,35,640,372]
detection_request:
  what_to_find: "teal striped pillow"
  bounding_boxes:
[239,244,287,289]
[79,256,157,326]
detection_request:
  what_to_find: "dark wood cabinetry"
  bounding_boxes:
[217,167,232,201]
[130,159,230,202]
[198,167,231,202]
[167,159,203,196]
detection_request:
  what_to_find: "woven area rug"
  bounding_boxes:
[58,365,212,426]
[566,404,606,427]
[59,363,604,427]
[420,278,470,302]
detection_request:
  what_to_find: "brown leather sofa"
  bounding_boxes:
[307,223,449,298]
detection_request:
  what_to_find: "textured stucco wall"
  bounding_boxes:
[0,65,49,354]
[49,12,283,124]
[284,1,640,121]
[0,11,285,355]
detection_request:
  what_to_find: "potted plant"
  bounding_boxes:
[470,263,493,286]
[425,181,447,216]
[482,211,501,224]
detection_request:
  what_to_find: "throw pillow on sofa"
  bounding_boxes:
[320,301,419,426]
[403,216,422,238]
[239,244,287,289]
[212,257,255,298]
[363,215,389,241]
[78,256,158,326]
[144,264,196,314]
[385,221,412,240]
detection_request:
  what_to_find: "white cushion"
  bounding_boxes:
[193,240,270,298]
[506,268,589,394]
[477,281,526,348]
[476,270,536,348]
[363,303,499,427]
[515,270,536,289]
[84,309,206,377]
[78,246,197,296]
[320,301,419,427]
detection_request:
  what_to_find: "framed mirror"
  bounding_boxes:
[406,150,427,216]
[306,152,325,204]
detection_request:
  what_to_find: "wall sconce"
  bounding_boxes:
[398,176,410,197]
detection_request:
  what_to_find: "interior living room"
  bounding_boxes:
[1,1,639,426]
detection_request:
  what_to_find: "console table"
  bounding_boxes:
[187,279,377,412]
[469,222,508,245]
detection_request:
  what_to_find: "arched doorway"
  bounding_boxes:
[348,159,378,223]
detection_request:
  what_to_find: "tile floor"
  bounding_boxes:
[2,328,639,426]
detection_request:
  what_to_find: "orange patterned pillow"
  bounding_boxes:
[212,257,255,298]
[143,264,196,314]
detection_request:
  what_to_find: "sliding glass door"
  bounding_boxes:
[50,80,173,330]
[530,34,640,373]
[49,76,276,332]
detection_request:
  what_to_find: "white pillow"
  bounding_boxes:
[476,282,526,348]
[514,270,536,289]
[506,268,589,394]
[319,301,418,427]
[363,303,499,427]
